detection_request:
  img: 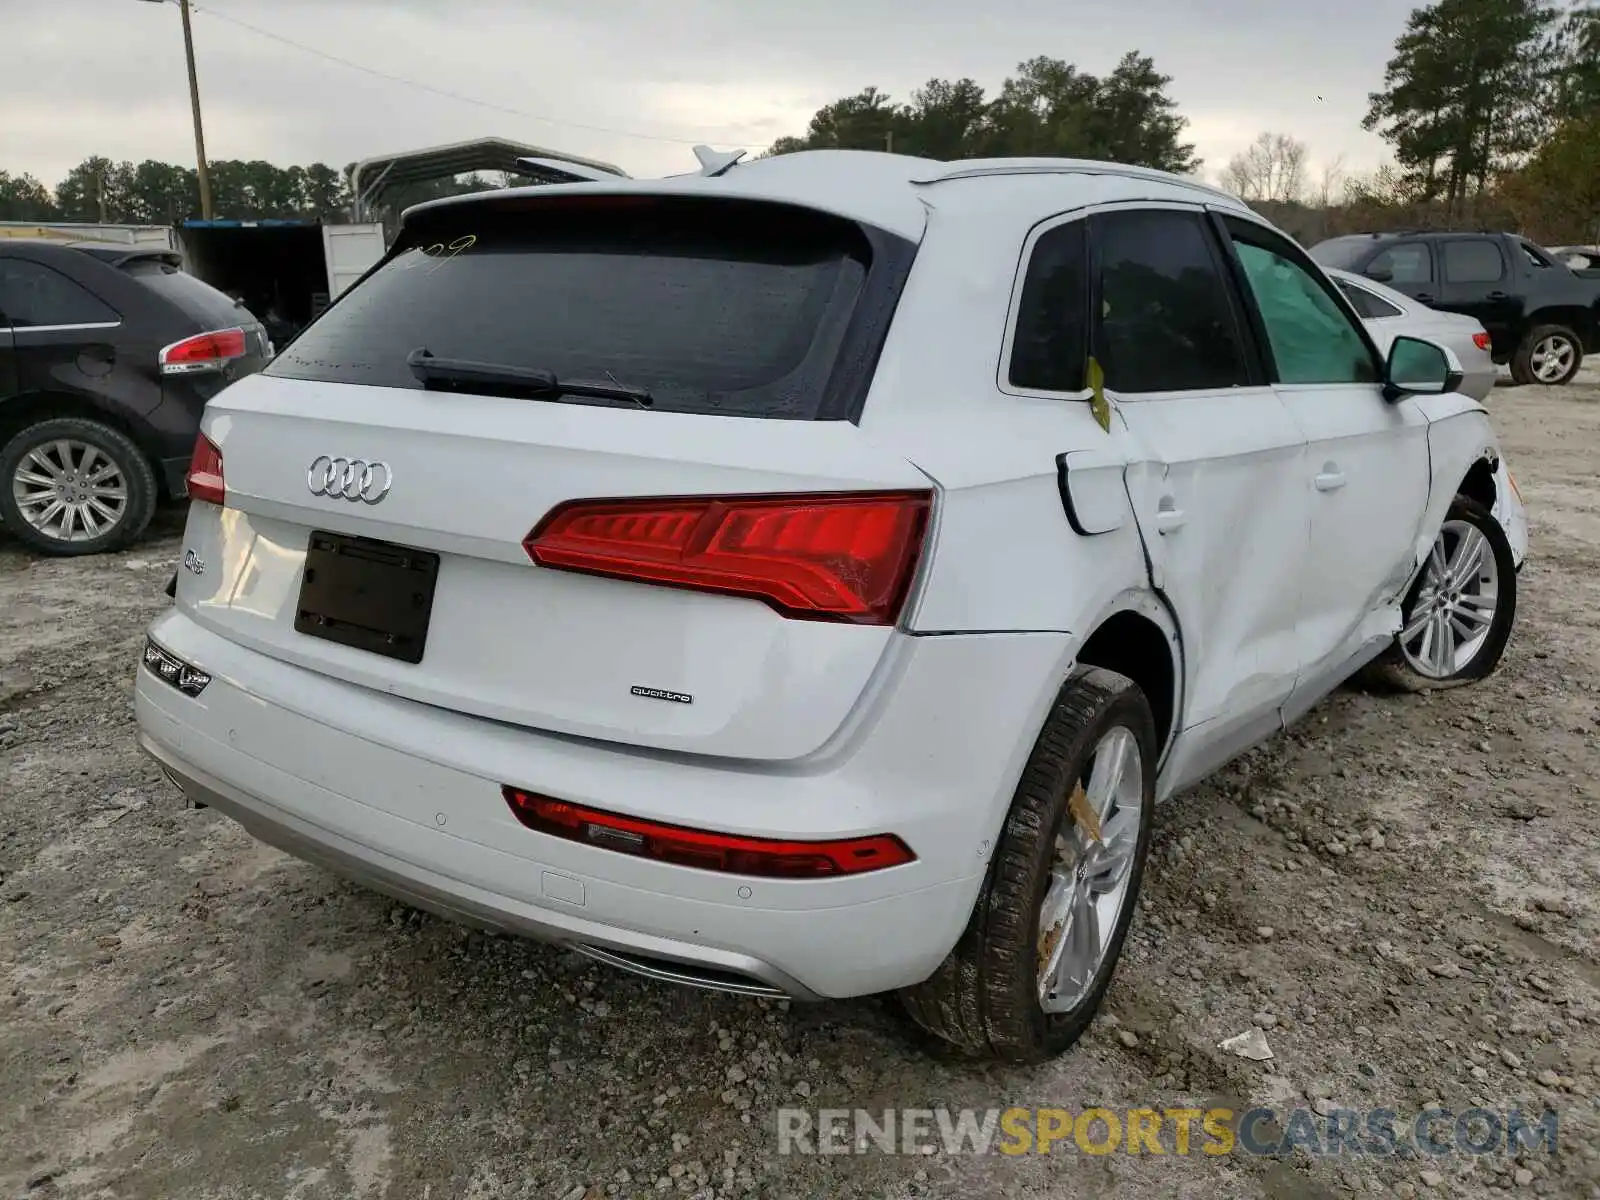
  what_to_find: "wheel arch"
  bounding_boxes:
[1409,406,1501,577]
[1073,590,1184,765]
[1457,453,1498,512]
[0,390,171,497]
[1525,306,1594,346]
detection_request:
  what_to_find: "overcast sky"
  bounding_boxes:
[7,0,1417,190]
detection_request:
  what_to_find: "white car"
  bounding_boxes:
[1325,267,1499,401]
[135,151,1526,1063]
[1548,245,1600,273]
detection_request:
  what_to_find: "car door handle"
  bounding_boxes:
[1314,470,1347,492]
[1413,292,1436,304]
[1155,503,1187,534]
[1486,291,1509,300]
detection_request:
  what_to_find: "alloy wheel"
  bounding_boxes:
[1036,725,1144,1015]
[1400,518,1501,679]
[10,439,130,544]
[1530,334,1577,384]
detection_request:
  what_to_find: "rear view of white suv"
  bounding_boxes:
[135,151,1522,1063]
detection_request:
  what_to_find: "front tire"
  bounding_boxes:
[1510,324,1582,386]
[900,666,1157,1063]
[0,417,158,557]
[1365,495,1517,692]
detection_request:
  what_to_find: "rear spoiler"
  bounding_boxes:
[515,145,748,186]
[110,249,183,270]
[515,157,632,185]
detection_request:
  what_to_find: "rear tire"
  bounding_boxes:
[0,417,158,557]
[899,666,1157,1063]
[1363,495,1516,693]
[1510,324,1582,386]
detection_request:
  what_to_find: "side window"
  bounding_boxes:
[1226,222,1380,386]
[1441,240,1506,284]
[1089,209,1250,394]
[1336,280,1403,320]
[1009,220,1088,392]
[0,259,120,328]
[1369,242,1433,284]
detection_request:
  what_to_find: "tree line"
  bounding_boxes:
[1356,0,1596,238]
[764,2,1597,243]
[0,157,504,228]
[0,158,349,225]
[763,51,1198,174]
[2,1,1594,244]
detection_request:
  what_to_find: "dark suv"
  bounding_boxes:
[1310,230,1600,386]
[0,240,270,555]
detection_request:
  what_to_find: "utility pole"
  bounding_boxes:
[139,0,213,219]
[177,0,214,219]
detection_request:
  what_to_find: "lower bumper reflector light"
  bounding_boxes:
[502,787,915,879]
[142,639,211,698]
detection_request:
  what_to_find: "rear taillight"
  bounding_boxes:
[503,787,916,878]
[185,433,225,506]
[523,491,932,625]
[159,327,247,375]
[1473,331,1492,351]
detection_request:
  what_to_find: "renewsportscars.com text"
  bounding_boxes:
[776,1106,1560,1158]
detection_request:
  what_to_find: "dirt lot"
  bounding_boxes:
[2,374,1597,1200]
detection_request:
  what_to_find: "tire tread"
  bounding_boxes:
[900,666,1156,1062]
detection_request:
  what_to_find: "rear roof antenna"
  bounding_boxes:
[693,145,746,177]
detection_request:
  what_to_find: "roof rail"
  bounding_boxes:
[910,157,1242,206]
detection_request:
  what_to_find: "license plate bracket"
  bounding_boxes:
[294,530,440,664]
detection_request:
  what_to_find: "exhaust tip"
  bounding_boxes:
[570,943,791,999]
[156,764,207,809]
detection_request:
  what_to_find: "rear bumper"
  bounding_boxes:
[1460,362,1497,403]
[140,734,821,998]
[135,609,1077,999]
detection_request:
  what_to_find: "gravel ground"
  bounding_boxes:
[2,373,1597,1200]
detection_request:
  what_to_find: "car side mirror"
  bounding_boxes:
[1384,335,1464,401]
[1364,264,1394,283]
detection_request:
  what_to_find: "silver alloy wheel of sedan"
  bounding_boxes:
[11,439,131,544]
[1530,333,1578,383]
[1400,518,1501,679]
[1036,725,1144,1014]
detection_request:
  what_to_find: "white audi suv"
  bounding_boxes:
[135,151,1523,1062]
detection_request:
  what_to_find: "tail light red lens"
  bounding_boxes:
[185,433,225,506]
[159,327,247,375]
[1472,331,1492,351]
[524,491,933,625]
[502,787,916,878]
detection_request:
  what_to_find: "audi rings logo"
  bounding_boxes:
[307,455,393,504]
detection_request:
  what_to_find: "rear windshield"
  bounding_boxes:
[266,196,877,419]
[1307,238,1374,270]
[121,257,255,329]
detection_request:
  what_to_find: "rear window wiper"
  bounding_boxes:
[407,347,653,407]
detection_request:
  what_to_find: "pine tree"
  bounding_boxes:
[1364,0,1560,218]
[1550,2,1600,116]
